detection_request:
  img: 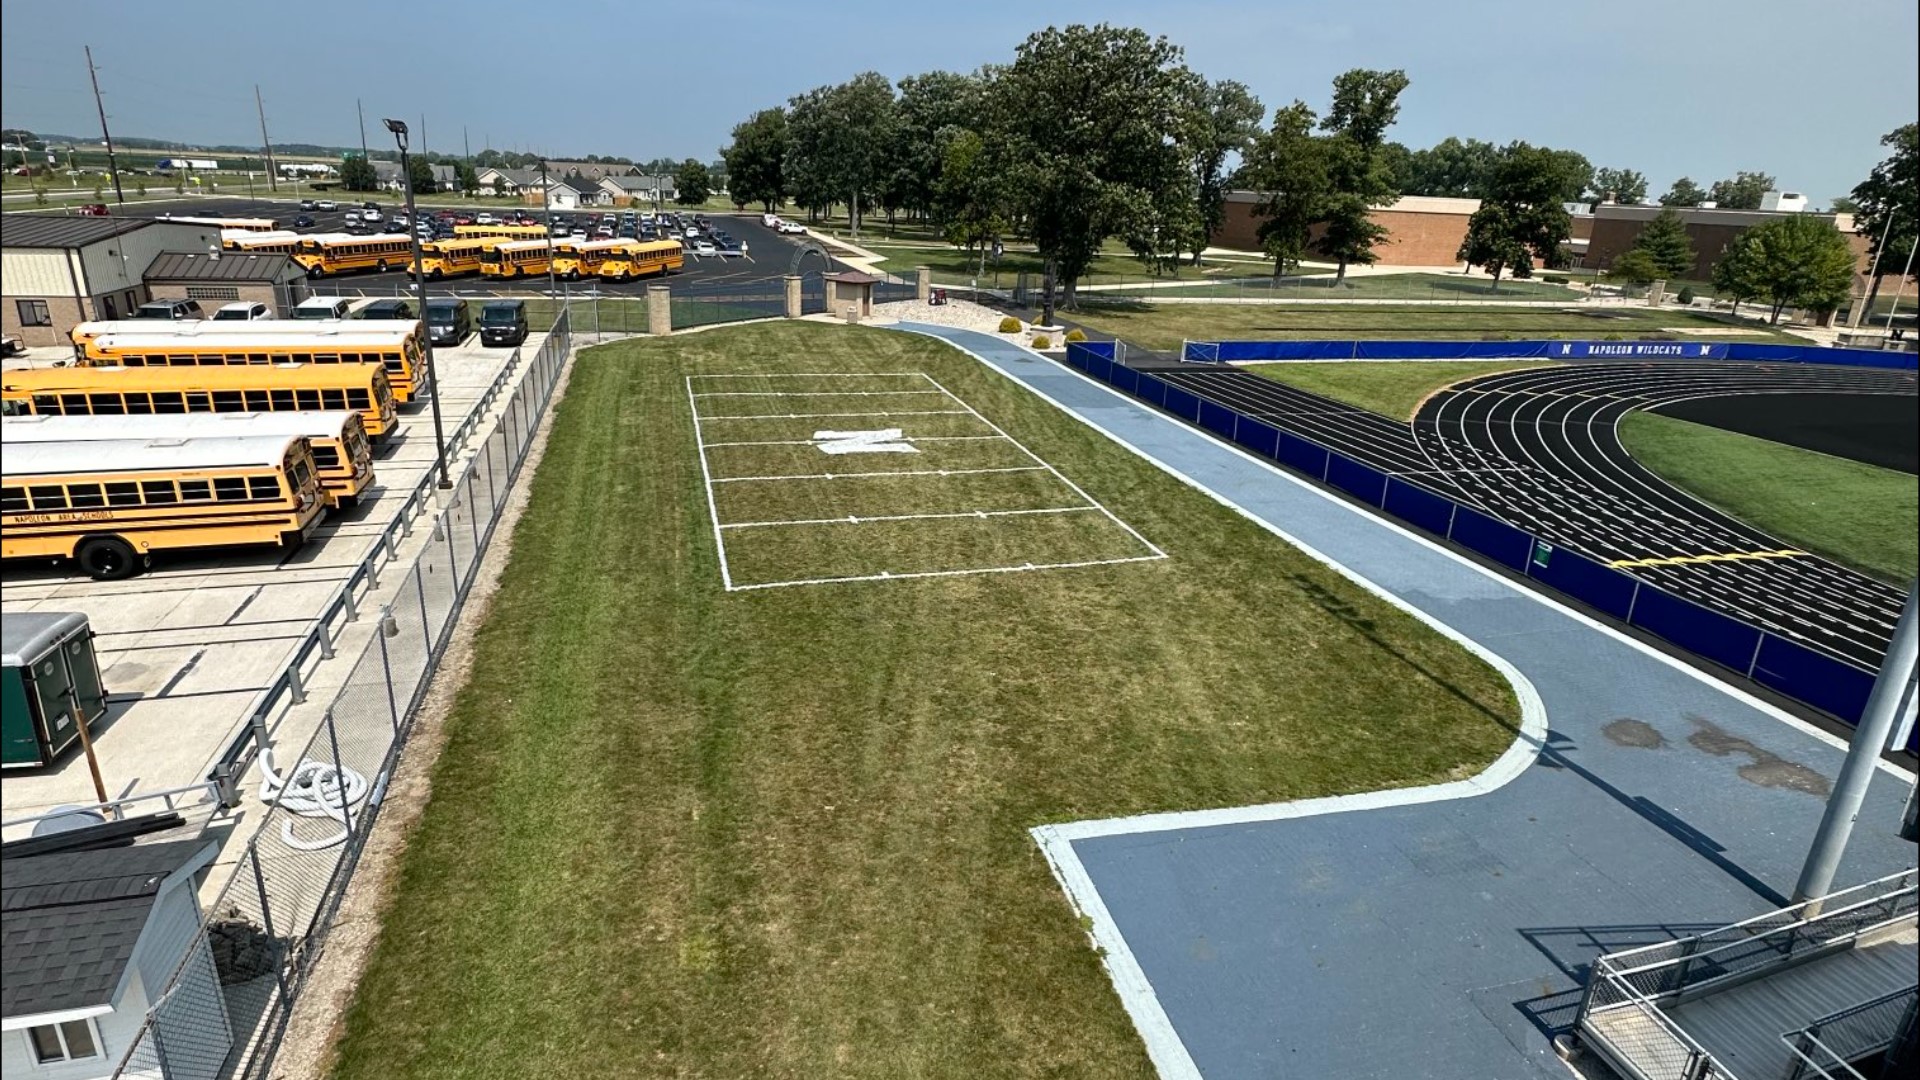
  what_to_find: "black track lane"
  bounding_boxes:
[1153,359,1914,671]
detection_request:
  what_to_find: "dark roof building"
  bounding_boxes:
[0,215,156,249]
[146,251,293,282]
[2,213,221,346]
[141,250,308,315]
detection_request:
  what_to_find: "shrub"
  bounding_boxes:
[1542,274,1569,285]
[997,316,1021,333]
[1676,286,1696,305]
[1482,332,1512,341]
[1031,335,1052,350]
[1064,328,1087,343]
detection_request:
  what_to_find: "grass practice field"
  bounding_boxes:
[1245,360,1556,419]
[1067,303,1799,351]
[1618,412,1919,583]
[329,322,1520,1079]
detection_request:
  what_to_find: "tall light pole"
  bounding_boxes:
[539,159,559,304]
[385,118,452,491]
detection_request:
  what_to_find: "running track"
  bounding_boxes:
[1156,361,1916,671]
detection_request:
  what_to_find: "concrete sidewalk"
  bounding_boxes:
[892,323,1917,1080]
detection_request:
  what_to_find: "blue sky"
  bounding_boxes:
[3,0,1914,203]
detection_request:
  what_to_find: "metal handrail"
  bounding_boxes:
[1780,983,1916,1080]
[1584,966,1725,1066]
[1599,870,1917,973]
[0,778,220,830]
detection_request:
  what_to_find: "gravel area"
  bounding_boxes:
[872,298,1068,350]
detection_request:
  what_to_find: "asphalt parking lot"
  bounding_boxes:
[126,196,844,299]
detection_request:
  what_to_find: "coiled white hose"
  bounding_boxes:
[259,746,369,851]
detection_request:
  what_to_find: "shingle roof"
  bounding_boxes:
[145,250,294,282]
[551,176,599,195]
[1,213,154,249]
[2,840,215,1019]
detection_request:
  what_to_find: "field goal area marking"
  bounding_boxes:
[686,371,1167,591]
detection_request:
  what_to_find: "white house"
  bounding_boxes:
[476,166,541,197]
[544,176,607,210]
[596,174,676,206]
[2,839,227,1080]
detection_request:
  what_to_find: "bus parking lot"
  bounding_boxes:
[136,196,837,299]
[0,323,550,866]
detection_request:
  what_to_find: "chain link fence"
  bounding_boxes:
[109,310,574,1080]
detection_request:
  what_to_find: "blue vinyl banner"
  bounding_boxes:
[1189,339,1917,370]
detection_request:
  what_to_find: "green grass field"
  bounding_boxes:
[1068,303,1799,351]
[1617,413,1919,583]
[1246,360,1559,419]
[329,322,1519,1079]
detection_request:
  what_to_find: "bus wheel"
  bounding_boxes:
[429,269,442,280]
[377,260,390,272]
[75,535,141,581]
[308,265,324,278]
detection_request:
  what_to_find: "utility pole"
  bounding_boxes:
[83,46,125,205]
[357,98,369,161]
[1793,581,1920,913]
[254,85,278,191]
[1850,213,1895,328]
[463,126,470,163]
[1884,242,1918,336]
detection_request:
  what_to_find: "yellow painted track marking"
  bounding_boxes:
[1609,549,1807,569]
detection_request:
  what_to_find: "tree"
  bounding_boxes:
[134,178,147,196]
[1659,177,1706,207]
[406,155,436,194]
[1456,142,1575,289]
[1589,166,1648,206]
[1239,100,1329,276]
[1628,208,1696,279]
[674,159,710,205]
[1706,170,1774,210]
[455,161,479,196]
[1711,236,1760,315]
[1181,76,1264,264]
[1405,136,1500,197]
[1734,214,1857,323]
[783,73,897,233]
[91,178,104,200]
[340,154,378,192]
[884,71,983,224]
[1605,248,1662,286]
[1828,195,1860,214]
[1314,68,1409,283]
[986,23,1196,320]
[723,108,791,212]
[1849,124,1917,309]
[933,126,1008,279]
[1,128,43,151]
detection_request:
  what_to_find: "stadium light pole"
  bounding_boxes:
[1792,580,1920,913]
[385,118,452,491]
[539,158,558,304]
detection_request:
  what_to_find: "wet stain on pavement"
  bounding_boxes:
[1686,715,1831,797]
[1602,718,1666,749]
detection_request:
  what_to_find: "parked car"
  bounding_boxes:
[343,209,362,224]
[358,298,415,321]
[454,214,474,225]
[475,212,496,225]
[777,219,806,235]
[595,224,615,238]
[77,204,110,216]
[291,296,353,320]
[362,201,381,213]
[478,299,528,347]
[299,199,317,211]
[762,213,779,227]
[212,301,271,321]
[435,209,456,222]
[293,214,315,228]
[133,298,204,320]
[388,218,411,232]
[683,227,700,239]
[1,334,24,358]
[692,239,717,256]
[424,297,471,346]
[316,199,338,210]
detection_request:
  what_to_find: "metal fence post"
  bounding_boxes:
[466,473,481,554]
[377,605,400,736]
[322,708,355,845]
[415,568,431,651]
[249,839,292,1002]
[149,1017,173,1079]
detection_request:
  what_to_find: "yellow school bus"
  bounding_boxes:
[292,233,415,277]
[478,238,554,279]
[76,326,429,404]
[596,239,685,282]
[410,237,503,279]
[221,229,303,254]
[1,434,325,579]
[2,363,400,440]
[4,410,375,509]
[551,238,628,279]
[455,223,547,240]
[166,215,279,232]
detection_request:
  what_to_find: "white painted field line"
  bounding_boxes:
[703,434,1009,448]
[917,373,1168,561]
[692,390,945,398]
[702,409,973,421]
[712,465,1047,484]
[726,553,1168,591]
[720,506,1100,530]
[691,371,928,379]
[683,376,735,590]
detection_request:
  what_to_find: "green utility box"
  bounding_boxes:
[2,612,108,768]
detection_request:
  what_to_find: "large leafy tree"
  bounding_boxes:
[406,155,436,194]
[1314,68,1409,283]
[1711,236,1761,316]
[455,161,479,196]
[934,125,1008,279]
[1456,142,1575,289]
[1238,101,1329,277]
[674,159,710,205]
[1706,170,1775,210]
[1181,76,1264,264]
[1850,123,1918,308]
[883,71,982,225]
[1629,208,1696,279]
[722,108,790,212]
[1659,176,1707,207]
[987,23,1195,320]
[1734,214,1857,323]
[1405,136,1500,198]
[784,74,897,234]
[340,153,377,192]
[783,86,838,219]
[1589,166,1648,206]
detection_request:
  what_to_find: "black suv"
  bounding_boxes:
[479,300,528,347]
[359,298,415,321]
[424,297,472,346]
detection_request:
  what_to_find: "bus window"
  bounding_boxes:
[143,480,180,504]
